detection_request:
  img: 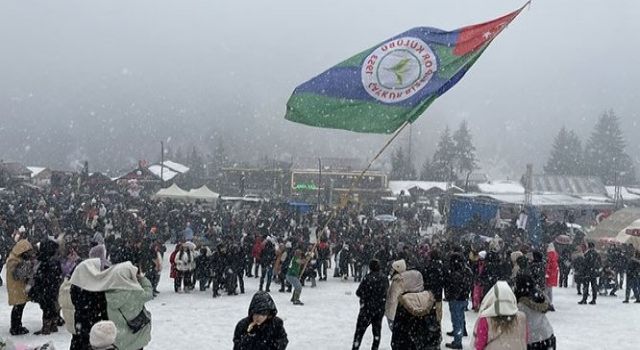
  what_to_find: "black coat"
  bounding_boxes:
[480,251,511,291]
[421,259,445,302]
[233,292,288,350]
[444,253,473,301]
[260,240,276,266]
[583,249,602,279]
[356,271,389,316]
[29,240,62,306]
[391,303,441,350]
[70,285,108,350]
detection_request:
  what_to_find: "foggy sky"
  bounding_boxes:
[1,0,639,178]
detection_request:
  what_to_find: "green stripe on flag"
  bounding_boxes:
[285,93,412,134]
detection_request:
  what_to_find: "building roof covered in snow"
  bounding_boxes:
[455,192,614,210]
[148,165,179,181]
[605,186,640,203]
[477,180,525,194]
[27,166,47,177]
[531,175,606,196]
[161,160,190,174]
[388,181,462,196]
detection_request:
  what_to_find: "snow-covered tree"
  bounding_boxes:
[584,110,636,185]
[419,158,435,181]
[431,126,457,182]
[390,146,416,180]
[544,127,584,176]
[452,120,477,176]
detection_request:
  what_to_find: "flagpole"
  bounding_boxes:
[344,120,411,206]
[298,120,411,279]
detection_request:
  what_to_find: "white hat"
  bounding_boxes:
[90,321,117,349]
[391,259,406,274]
[478,251,487,259]
[18,226,26,233]
[479,281,518,318]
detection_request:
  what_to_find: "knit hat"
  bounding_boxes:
[478,281,519,317]
[90,321,117,349]
[478,251,487,260]
[369,259,381,272]
[391,259,406,274]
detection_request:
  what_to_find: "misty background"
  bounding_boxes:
[1,0,638,178]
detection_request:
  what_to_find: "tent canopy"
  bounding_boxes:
[590,208,640,239]
[155,183,190,200]
[188,185,220,201]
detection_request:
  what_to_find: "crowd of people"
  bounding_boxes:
[1,184,640,350]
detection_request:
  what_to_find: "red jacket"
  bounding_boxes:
[252,237,264,259]
[546,250,559,287]
[169,249,179,279]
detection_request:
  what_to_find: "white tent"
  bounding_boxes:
[188,185,220,202]
[155,183,190,200]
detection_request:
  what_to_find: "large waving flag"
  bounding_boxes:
[285,3,529,134]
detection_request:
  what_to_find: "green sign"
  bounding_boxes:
[294,183,318,191]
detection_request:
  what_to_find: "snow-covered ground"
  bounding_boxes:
[1,252,639,349]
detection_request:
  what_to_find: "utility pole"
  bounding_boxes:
[318,158,322,209]
[160,141,165,183]
[614,164,623,210]
[524,164,533,206]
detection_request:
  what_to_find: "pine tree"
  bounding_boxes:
[188,146,205,185]
[419,158,435,181]
[584,110,636,185]
[211,139,229,172]
[452,120,477,176]
[431,126,457,182]
[544,127,584,176]
[390,147,416,180]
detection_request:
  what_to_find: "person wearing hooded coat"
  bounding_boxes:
[472,281,527,350]
[385,259,440,350]
[514,273,556,350]
[6,239,35,335]
[352,259,389,350]
[69,258,153,350]
[233,291,288,350]
[28,239,63,335]
[444,252,473,349]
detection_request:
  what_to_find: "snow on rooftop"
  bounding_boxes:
[161,160,190,173]
[605,186,640,201]
[477,180,525,194]
[26,166,46,177]
[148,165,178,181]
[388,181,456,195]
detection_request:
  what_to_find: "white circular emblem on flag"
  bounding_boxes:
[361,37,438,103]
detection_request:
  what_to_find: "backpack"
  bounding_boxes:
[399,291,435,317]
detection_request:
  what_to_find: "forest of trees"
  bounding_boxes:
[544,110,636,185]
[391,120,478,182]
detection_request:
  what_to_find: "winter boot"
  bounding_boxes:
[311,277,316,288]
[10,327,29,336]
[34,318,52,335]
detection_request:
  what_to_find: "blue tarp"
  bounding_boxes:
[448,197,499,228]
[287,201,313,214]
